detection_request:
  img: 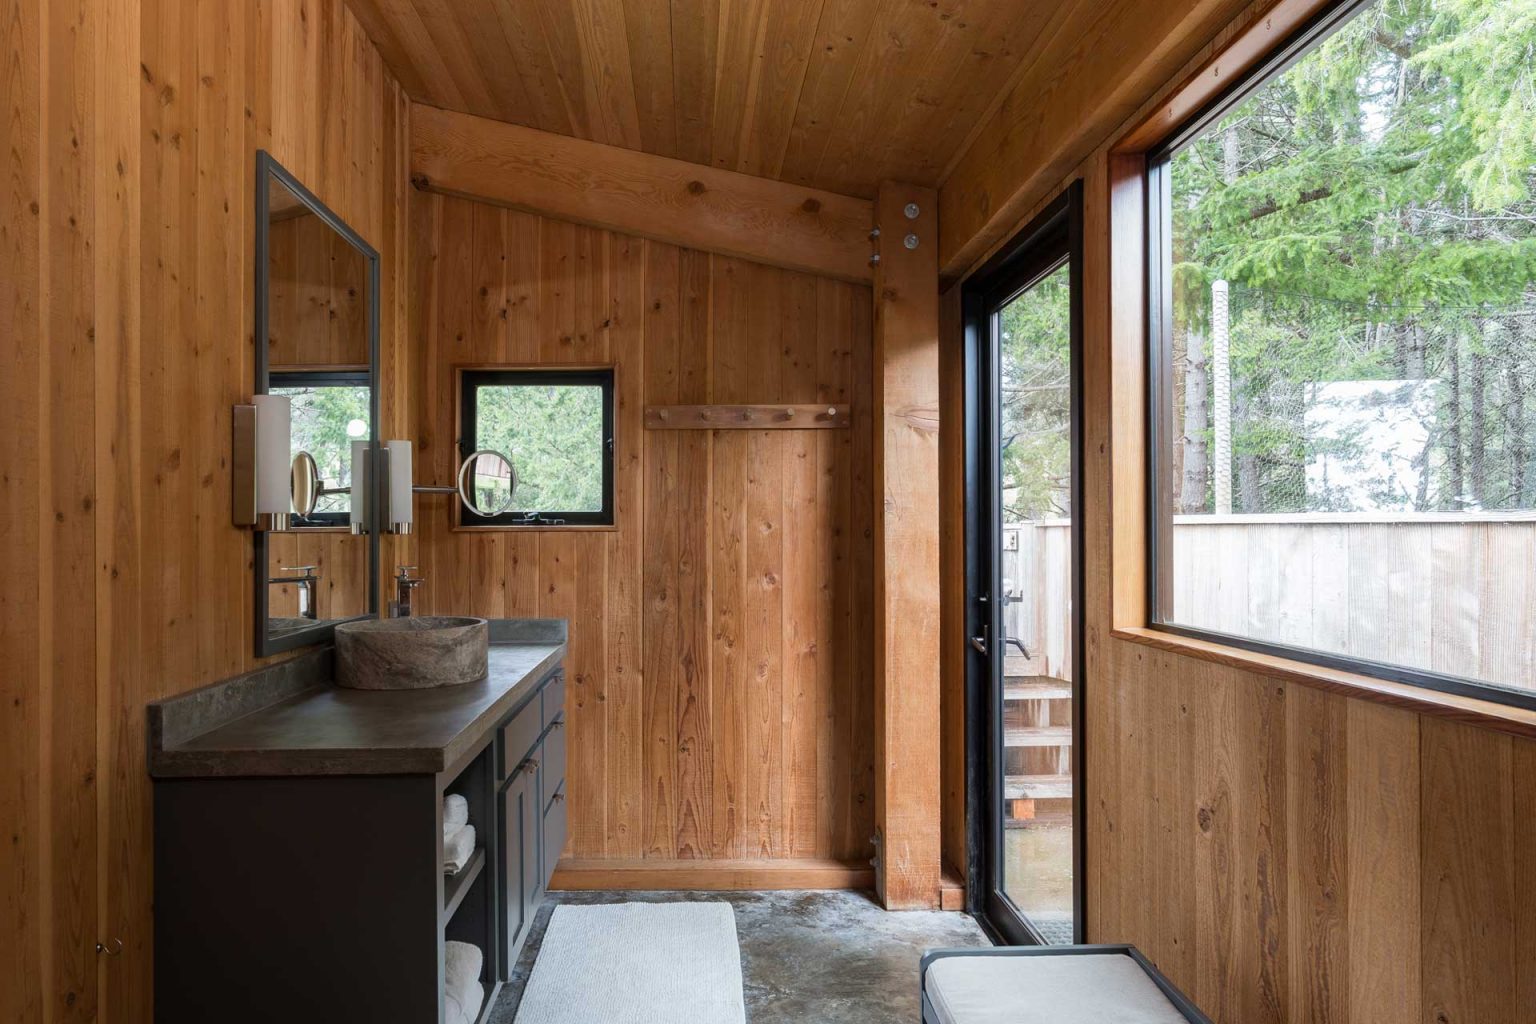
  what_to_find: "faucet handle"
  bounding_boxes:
[280,565,319,574]
[395,565,418,579]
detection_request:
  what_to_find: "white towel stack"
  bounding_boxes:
[445,940,484,1024]
[444,794,475,875]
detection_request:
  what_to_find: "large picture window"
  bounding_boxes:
[459,368,615,527]
[1149,0,1536,705]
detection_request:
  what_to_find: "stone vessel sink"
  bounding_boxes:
[334,616,489,690]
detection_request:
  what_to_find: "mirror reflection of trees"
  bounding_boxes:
[1169,0,1536,515]
[271,384,370,515]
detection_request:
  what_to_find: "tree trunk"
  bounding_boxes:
[1446,338,1464,507]
[1469,342,1487,506]
[1223,125,1240,181]
[1508,365,1526,507]
[1395,321,1426,378]
[1180,328,1211,513]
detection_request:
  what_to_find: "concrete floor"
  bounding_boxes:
[488,889,991,1023]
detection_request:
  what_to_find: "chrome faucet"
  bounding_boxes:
[271,565,320,620]
[392,566,425,618]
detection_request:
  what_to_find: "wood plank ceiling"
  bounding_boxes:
[344,0,1060,198]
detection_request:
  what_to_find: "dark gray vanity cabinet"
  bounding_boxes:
[498,668,567,973]
[148,626,568,1024]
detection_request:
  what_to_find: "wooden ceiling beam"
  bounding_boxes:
[410,103,875,282]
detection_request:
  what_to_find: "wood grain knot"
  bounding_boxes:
[687,180,707,196]
[898,406,940,433]
[410,174,432,191]
[801,197,822,214]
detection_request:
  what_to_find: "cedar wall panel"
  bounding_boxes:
[408,194,877,866]
[936,2,1536,1022]
[0,0,409,1019]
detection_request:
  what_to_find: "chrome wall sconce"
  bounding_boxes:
[376,441,517,532]
[235,397,379,533]
[232,395,294,532]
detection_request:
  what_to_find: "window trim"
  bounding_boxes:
[1142,0,1536,714]
[457,366,616,528]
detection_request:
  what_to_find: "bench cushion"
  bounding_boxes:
[926,953,1191,1024]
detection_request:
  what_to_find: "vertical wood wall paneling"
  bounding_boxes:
[96,0,143,1015]
[871,183,942,909]
[0,1,409,1020]
[411,196,876,879]
[0,2,43,1020]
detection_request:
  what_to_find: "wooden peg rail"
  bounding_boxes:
[644,404,850,430]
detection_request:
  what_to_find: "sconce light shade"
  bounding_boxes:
[349,440,371,533]
[253,394,292,528]
[387,440,413,533]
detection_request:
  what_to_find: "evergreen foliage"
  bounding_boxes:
[1167,0,1536,513]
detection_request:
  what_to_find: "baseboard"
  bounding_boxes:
[550,857,876,892]
[939,863,966,911]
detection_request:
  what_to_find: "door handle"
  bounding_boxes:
[970,634,988,656]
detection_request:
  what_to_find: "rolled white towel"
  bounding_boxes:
[445,941,484,1023]
[444,823,476,874]
[443,793,469,833]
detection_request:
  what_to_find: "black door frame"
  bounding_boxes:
[962,181,1086,945]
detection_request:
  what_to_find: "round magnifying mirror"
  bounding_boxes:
[457,449,516,517]
[290,451,321,519]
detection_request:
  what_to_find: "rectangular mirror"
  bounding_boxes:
[254,151,381,656]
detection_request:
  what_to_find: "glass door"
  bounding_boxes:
[965,185,1083,946]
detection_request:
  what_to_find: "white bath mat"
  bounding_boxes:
[513,902,746,1024]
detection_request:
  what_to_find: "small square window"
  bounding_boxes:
[459,368,615,527]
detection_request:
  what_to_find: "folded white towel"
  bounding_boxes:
[445,941,484,1024]
[445,980,483,1024]
[443,823,476,875]
[444,793,469,832]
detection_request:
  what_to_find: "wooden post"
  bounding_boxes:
[1212,279,1233,515]
[872,182,942,910]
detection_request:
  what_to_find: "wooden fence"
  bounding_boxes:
[1004,512,1536,691]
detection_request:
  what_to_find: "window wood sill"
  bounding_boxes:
[1111,626,1536,741]
[448,523,619,534]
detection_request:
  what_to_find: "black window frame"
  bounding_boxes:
[1144,0,1536,713]
[269,368,372,528]
[458,367,616,528]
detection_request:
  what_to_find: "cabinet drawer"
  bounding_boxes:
[541,718,566,803]
[498,695,542,782]
[542,670,566,728]
[541,783,567,892]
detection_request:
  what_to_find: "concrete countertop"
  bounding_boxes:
[148,620,566,779]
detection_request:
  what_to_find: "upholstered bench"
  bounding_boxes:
[920,945,1211,1024]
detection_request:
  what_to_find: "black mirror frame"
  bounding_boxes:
[253,150,382,657]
